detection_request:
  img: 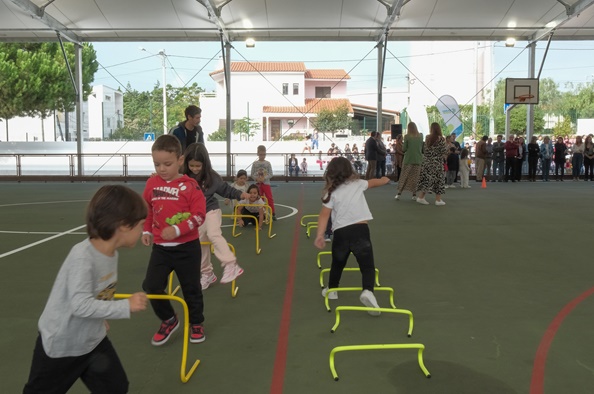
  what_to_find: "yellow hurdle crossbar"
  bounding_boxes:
[114,293,200,383]
[331,306,414,337]
[300,214,319,227]
[323,287,396,312]
[319,268,380,288]
[329,343,431,381]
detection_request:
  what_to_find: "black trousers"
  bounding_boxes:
[143,239,204,324]
[24,335,128,394]
[328,223,375,292]
[528,156,539,180]
[505,157,516,181]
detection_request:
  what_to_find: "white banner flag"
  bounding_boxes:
[435,95,463,139]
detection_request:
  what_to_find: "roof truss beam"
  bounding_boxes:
[376,0,408,43]
[10,0,81,44]
[196,0,231,43]
[531,0,594,41]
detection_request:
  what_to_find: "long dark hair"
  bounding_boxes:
[321,157,358,203]
[426,122,443,147]
[183,142,220,189]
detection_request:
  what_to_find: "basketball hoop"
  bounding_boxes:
[517,94,534,102]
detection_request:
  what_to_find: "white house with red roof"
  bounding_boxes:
[200,61,397,141]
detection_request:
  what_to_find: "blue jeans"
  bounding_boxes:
[541,158,551,181]
[493,159,504,181]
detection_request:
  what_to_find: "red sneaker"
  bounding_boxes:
[151,316,179,346]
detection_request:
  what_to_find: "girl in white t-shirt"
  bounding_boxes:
[314,156,390,315]
[236,184,265,230]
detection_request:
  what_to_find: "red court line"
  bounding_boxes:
[270,187,304,394]
[530,286,594,394]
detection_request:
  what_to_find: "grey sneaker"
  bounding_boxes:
[359,290,381,316]
[321,287,338,300]
[200,272,217,290]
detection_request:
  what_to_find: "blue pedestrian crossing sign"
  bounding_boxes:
[144,132,155,141]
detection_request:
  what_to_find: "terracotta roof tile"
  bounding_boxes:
[263,98,353,114]
[210,61,306,76]
[304,69,351,80]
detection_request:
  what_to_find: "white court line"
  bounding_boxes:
[0,200,88,208]
[0,225,86,259]
[0,230,87,235]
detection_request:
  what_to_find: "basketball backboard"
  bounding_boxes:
[505,78,539,105]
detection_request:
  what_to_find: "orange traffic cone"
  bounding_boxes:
[481,177,487,189]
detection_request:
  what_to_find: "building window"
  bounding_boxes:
[282,83,289,95]
[315,87,331,98]
[293,83,299,95]
[105,95,111,101]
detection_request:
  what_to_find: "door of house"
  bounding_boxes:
[270,119,281,141]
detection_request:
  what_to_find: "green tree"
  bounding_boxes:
[553,116,574,138]
[111,82,204,141]
[233,117,261,141]
[0,42,98,140]
[312,105,353,138]
[208,128,227,141]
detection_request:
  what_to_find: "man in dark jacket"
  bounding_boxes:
[365,131,379,180]
[170,105,204,150]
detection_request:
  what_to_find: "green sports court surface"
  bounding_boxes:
[1,180,593,394]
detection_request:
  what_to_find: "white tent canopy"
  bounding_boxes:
[1,0,594,44]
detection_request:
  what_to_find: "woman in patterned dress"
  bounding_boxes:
[394,122,424,200]
[416,122,448,206]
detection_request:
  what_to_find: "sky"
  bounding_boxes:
[92,40,594,105]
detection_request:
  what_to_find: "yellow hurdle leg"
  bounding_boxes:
[115,293,200,383]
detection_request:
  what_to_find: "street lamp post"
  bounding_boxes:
[158,50,167,134]
[140,47,168,134]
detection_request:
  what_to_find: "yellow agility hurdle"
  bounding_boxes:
[300,214,319,227]
[329,344,431,381]
[167,241,239,298]
[234,203,277,240]
[316,251,332,269]
[306,222,318,238]
[331,306,414,337]
[114,293,200,383]
[323,287,397,312]
[222,213,261,254]
[319,268,380,288]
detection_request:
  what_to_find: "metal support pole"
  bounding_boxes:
[505,104,517,140]
[376,41,384,134]
[160,50,167,134]
[224,41,232,177]
[526,43,536,142]
[74,44,84,176]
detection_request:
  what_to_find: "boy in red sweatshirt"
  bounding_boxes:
[142,134,207,345]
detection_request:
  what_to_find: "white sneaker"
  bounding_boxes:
[359,290,381,316]
[394,194,400,200]
[200,273,217,290]
[220,264,244,284]
[435,200,446,206]
[322,287,338,300]
[444,185,449,189]
[449,184,456,188]
[416,197,429,205]
[412,196,417,200]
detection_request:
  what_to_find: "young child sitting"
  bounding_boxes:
[236,184,266,229]
[224,169,249,211]
[300,158,308,174]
